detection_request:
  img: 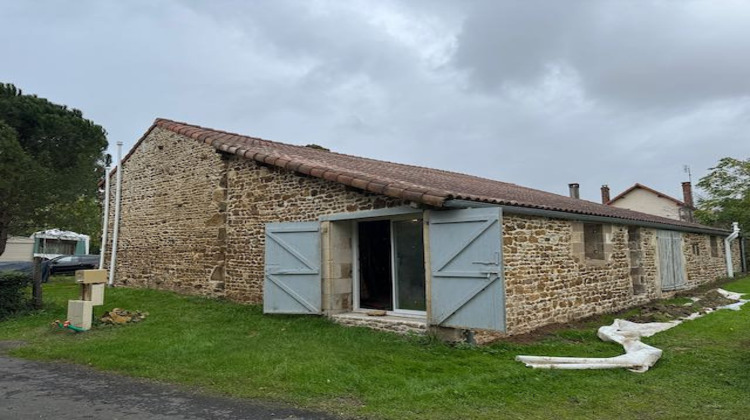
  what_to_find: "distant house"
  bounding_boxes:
[0,236,34,262]
[603,183,695,222]
[103,119,740,340]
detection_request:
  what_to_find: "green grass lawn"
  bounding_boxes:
[2,276,749,419]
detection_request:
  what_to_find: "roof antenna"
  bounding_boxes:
[683,165,692,183]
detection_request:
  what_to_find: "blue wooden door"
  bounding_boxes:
[263,222,322,314]
[428,207,505,331]
[657,230,686,291]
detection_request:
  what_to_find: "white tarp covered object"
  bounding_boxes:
[32,229,91,259]
[516,289,747,373]
[33,229,90,241]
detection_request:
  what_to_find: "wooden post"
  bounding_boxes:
[31,257,43,309]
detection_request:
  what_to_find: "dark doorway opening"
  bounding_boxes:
[358,220,393,310]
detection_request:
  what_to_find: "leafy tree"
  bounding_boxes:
[695,157,750,232]
[33,197,105,253]
[0,83,108,255]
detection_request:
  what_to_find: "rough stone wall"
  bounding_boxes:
[106,127,228,296]
[222,155,401,303]
[683,233,730,286]
[639,228,659,294]
[502,215,652,335]
[500,215,741,335]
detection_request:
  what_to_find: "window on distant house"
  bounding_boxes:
[710,236,719,257]
[584,223,605,260]
[692,244,700,255]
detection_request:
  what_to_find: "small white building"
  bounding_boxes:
[0,236,35,262]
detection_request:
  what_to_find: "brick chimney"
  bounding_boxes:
[568,183,580,199]
[682,181,694,208]
[601,185,611,204]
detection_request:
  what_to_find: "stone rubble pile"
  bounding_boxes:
[100,308,148,325]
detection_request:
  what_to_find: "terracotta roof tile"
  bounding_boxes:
[113,118,725,233]
[337,174,354,185]
[322,171,339,182]
[297,164,314,176]
[367,181,388,195]
[350,178,369,190]
[285,161,303,172]
[402,190,425,203]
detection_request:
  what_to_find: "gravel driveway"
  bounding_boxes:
[0,342,337,420]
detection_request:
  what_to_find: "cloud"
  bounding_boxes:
[453,0,750,108]
[0,0,748,203]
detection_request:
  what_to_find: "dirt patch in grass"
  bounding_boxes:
[695,290,737,308]
[626,302,697,323]
[503,317,609,344]
[674,277,737,295]
[628,289,739,323]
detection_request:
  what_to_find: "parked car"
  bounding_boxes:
[48,255,100,276]
[0,261,33,275]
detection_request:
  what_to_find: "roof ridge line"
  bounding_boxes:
[107,118,725,233]
[154,118,527,188]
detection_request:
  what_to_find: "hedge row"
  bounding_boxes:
[0,271,31,319]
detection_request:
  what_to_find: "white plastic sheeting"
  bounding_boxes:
[516,289,747,373]
[716,288,748,311]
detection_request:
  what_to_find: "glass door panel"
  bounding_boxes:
[392,219,426,311]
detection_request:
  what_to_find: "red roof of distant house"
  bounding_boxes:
[110,118,724,233]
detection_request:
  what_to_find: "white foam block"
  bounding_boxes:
[67,300,93,330]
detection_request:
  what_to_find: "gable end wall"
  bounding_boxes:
[105,127,227,296]
[610,188,682,220]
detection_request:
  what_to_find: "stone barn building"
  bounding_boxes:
[105,119,742,339]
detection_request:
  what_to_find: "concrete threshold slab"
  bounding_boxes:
[330,312,427,335]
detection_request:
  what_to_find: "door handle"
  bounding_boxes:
[483,270,500,280]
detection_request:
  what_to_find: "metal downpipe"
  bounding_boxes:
[99,163,111,269]
[108,142,123,287]
[725,222,740,278]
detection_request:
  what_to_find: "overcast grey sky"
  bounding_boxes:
[2,0,748,202]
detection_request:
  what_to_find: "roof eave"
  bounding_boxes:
[444,199,730,235]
